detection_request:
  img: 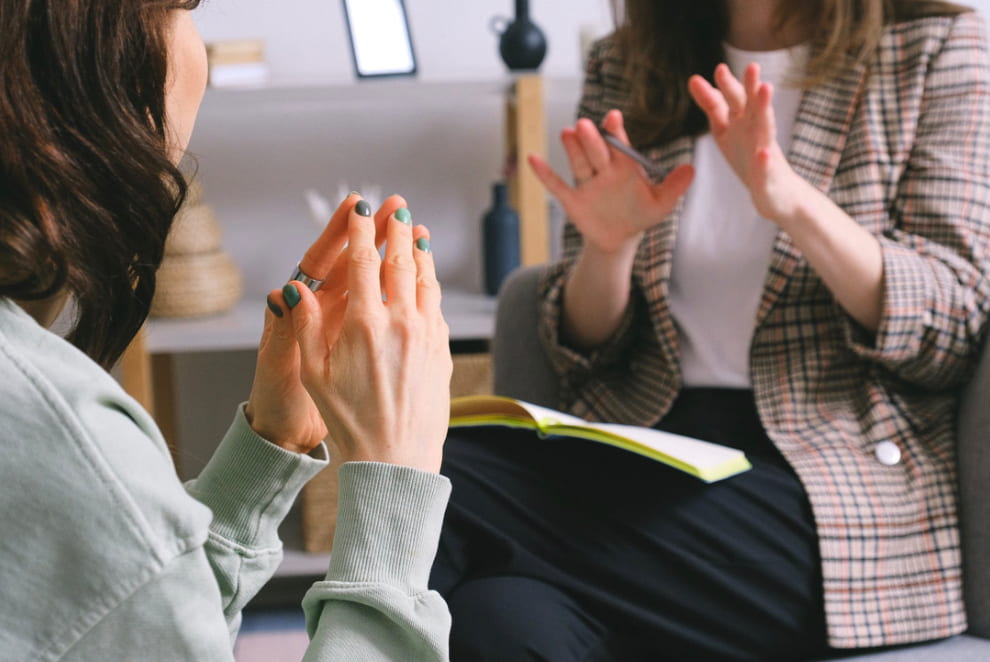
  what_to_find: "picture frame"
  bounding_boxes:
[342,0,418,79]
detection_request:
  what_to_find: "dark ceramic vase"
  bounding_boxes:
[491,0,547,71]
[482,182,521,296]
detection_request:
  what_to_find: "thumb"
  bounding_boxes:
[281,281,324,367]
[651,163,695,211]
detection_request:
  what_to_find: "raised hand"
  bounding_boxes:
[282,200,452,473]
[245,193,407,454]
[688,63,808,224]
[528,109,694,255]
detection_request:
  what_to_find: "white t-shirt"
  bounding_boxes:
[669,42,810,388]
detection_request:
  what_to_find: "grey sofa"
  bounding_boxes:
[491,265,990,661]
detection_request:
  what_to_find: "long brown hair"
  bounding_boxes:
[0,0,200,367]
[613,0,971,148]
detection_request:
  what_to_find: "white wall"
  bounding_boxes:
[193,0,615,84]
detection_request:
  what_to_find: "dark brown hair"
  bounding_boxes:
[0,0,200,367]
[613,0,971,148]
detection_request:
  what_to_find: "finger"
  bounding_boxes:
[601,109,632,144]
[575,117,611,172]
[753,82,777,146]
[345,198,383,311]
[743,63,761,102]
[687,75,729,133]
[528,153,574,205]
[281,281,323,369]
[298,193,360,280]
[321,194,409,302]
[412,225,442,315]
[561,127,594,184]
[714,63,746,116]
[382,206,416,311]
[650,163,695,212]
[375,194,408,247]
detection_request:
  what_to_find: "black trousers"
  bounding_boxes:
[430,389,832,661]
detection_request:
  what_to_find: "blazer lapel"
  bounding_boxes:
[754,60,868,327]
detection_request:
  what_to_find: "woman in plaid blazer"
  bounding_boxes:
[431,0,990,659]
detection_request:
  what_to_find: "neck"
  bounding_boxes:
[14,292,68,328]
[725,0,807,51]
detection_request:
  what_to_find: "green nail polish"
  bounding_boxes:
[355,200,372,217]
[395,207,412,224]
[266,295,283,318]
[282,283,301,309]
[416,238,431,253]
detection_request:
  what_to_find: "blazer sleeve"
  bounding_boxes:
[538,38,647,396]
[842,12,990,389]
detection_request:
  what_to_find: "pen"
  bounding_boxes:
[599,127,657,178]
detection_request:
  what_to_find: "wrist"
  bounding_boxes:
[769,174,817,233]
[582,234,640,267]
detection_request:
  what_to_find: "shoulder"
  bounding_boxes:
[0,302,212,607]
[0,300,213,657]
[579,34,632,121]
[877,11,989,72]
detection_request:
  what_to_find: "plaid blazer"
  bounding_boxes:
[538,12,990,649]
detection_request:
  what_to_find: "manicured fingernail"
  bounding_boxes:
[266,295,283,318]
[395,207,412,224]
[282,283,301,309]
[355,200,372,217]
[416,238,431,253]
[349,190,360,196]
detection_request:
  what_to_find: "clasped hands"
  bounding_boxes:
[529,62,813,254]
[244,193,452,474]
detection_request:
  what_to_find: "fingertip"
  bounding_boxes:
[413,224,431,241]
[282,282,303,310]
[266,291,284,318]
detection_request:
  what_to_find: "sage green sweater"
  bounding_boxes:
[0,298,451,661]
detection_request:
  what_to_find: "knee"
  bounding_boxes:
[447,576,603,662]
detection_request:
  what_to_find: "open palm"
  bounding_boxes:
[529,110,694,255]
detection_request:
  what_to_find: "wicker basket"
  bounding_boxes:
[165,205,223,256]
[300,352,494,553]
[150,252,243,318]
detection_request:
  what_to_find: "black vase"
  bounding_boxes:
[492,0,547,71]
[482,182,521,296]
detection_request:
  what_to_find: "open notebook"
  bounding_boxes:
[450,395,752,483]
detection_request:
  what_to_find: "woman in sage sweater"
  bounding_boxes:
[0,1,452,660]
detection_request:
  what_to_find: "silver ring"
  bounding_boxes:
[288,264,324,292]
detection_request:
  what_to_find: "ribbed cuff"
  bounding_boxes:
[327,462,451,594]
[186,404,329,548]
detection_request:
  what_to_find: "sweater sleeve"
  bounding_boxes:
[840,13,990,388]
[301,462,452,662]
[67,433,451,661]
[184,404,329,642]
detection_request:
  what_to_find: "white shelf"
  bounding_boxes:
[199,76,582,112]
[146,289,496,354]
